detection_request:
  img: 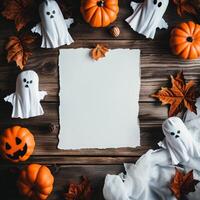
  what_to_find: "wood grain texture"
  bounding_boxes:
[0,0,199,199]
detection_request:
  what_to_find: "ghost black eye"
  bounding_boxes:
[170,132,175,136]
[6,143,11,150]
[52,10,56,14]
[30,80,33,84]
[16,137,21,145]
[153,0,157,4]
[177,130,180,134]
[46,12,50,15]
[158,2,162,7]
[23,78,26,82]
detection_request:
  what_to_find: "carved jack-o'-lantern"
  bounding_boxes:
[0,126,35,163]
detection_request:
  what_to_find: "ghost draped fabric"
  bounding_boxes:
[103,149,177,200]
[4,70,47,119]
[125,0,169,39]
[31,0,74,48]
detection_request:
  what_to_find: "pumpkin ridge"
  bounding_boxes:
[101,8,110,26]
[174,42,188,55]
[34,165,43,185]
[103,7,116,21]
[176,28,189,37]
[188,21,195,35]
[104,4,118,14]
[90,7,102,27]
[180,22,191,35]
[84,4,98,11]
[84,6,98,22]
[181,44,191,59]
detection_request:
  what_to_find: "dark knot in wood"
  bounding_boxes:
[48,123,57,133]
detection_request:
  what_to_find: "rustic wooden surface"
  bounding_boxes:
[0,0,199,199]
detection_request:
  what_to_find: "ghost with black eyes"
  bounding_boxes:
[126,0,169,39]
[31,0,74,48]
[4,70,47,119]
[158,117,200,166]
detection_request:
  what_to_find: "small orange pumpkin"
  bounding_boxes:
[170,21,200,60]
[17,164,54,200]
[80,0,119,27]
[0,126,35,163]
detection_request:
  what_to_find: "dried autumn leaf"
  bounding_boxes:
[6,35,35,70]
[170,169,199,199]
[90,44,109,61]
[152,71,197,117]
[173,0,197,16]
[64,176,92,200]
[2,0,37,31]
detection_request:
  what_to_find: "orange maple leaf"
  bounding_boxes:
[152,71,197,117]
[170,169,199,199]
[64,176,92,200]
[173,0,197,16]
[6,35,35,70]
[90,44,109,61]
[2,0,37,31]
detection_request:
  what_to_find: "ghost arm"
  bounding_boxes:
[4,93,15,105]
[158,18,168,30]
[39,91,47,101]
[65,18,74,29]
[31,23,42,35]
[130,1,143,11]
[158,140,167,149]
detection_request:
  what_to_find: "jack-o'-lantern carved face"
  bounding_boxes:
[0,126,35,163]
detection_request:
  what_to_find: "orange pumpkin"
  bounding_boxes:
[80,0,119,27]
[0,126,35,163]
[170,21,200,60]
[17,164,54,200]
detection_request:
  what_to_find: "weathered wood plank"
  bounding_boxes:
[0,165,124,200]
[0,156,139,165]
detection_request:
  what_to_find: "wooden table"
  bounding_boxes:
[0,0,199,199]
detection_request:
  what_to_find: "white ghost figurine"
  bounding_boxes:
[103,149,177,200]
[4,70,47,119]
[31,0,74,48]
[159,117,200,166]
[125,0,169,39]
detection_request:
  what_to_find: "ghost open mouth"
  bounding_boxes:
[6,144,27,160]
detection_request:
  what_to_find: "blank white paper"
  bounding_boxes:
[58,48,141,149]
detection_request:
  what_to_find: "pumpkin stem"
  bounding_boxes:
[97,0,104,7]
[187,36,193,42]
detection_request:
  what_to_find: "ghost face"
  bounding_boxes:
[16,71,39,94]
[145,0,169,22]
[46,9,56,19]
[162,117,189,142]
[23,77,33,89]
[39,0,63,25]
[149,0,169,11]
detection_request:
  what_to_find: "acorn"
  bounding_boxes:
[109,26,120,38]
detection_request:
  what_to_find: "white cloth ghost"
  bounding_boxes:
[184,97,200,143]
[103,149,177,200]
[158,117,200,167]
[31,0,74,48]
[4,70,47,119]
[125,0,169,39]
[183,97,200,177]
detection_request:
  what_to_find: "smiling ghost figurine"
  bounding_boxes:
[31,0,74,48]
[4,70,47,119]
[159,117,200,166]
[125,0,169,39]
